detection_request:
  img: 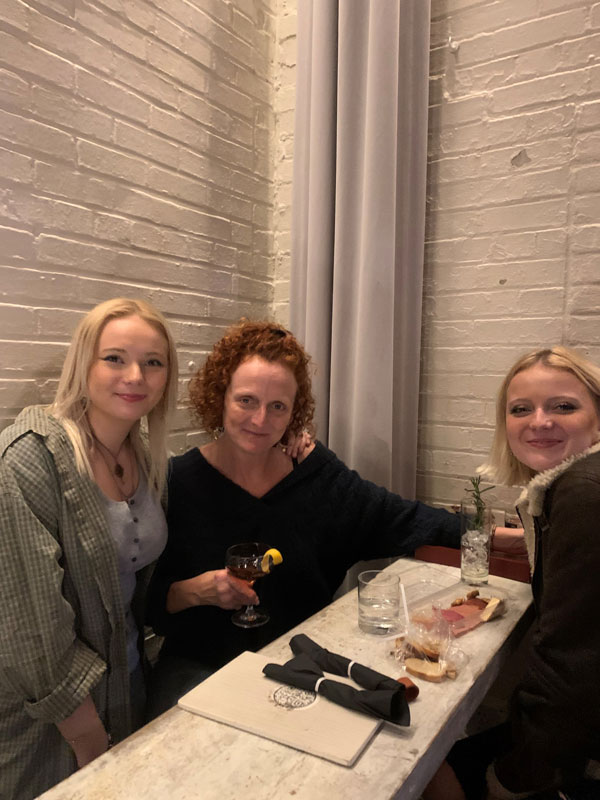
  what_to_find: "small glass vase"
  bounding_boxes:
[460,497,493,585]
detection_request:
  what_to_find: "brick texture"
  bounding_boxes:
[270,2,600,513]
[421,0,600,510]
[271,0,296,327]
[2,1,598,512]
[0,0,280,448]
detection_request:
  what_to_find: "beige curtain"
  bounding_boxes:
[291,0,431,499]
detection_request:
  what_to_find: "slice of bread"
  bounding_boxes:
[404,639,441,661]
[404,658,446,682]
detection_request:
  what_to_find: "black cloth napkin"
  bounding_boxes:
[290,633,400,692]
[263,653,410,726]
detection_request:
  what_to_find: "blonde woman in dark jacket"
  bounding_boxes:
[427,346,600,800]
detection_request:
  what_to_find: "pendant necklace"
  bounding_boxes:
[91,432,127,478]
[91,433,134,500]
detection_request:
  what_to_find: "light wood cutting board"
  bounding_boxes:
[178,651,381,766]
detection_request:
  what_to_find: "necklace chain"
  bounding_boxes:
[91,432,134,501]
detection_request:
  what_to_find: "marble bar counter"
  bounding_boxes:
[40,559,533,800]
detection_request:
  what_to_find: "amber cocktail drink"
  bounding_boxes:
[225,542,281,628]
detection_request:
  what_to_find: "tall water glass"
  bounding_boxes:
[460,500,493,585]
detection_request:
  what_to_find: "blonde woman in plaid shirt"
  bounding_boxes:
[0,298,178,800]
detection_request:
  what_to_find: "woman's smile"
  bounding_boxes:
[525,437,562,447]
[116,393,148,402]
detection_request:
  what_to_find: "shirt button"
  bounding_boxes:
[129,499,135,505]
[133,517,139,523]
[131,556,137,563]
[133,537,139,544]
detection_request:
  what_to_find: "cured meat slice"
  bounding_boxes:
[448,614,483,636]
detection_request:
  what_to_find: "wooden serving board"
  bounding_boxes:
[178,650,381,766]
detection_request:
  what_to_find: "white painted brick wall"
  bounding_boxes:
[3,1,597,511]
[269,1,600,512]
[272,0,296,327]
[421,0,600,510]
[0,0,279,451]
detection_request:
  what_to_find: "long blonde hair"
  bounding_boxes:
[481,346,600,486]
[49,298,178,496]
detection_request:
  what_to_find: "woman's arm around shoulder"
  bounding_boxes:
[286,430,315,462]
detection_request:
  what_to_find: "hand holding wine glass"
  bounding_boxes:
[225,542,283,628]
[216,569,259,609]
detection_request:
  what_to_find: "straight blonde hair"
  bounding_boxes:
[49,298,178,497]
[480,346,600,486]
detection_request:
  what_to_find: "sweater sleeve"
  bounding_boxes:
[494,469,600,794]
[0,445,105,724]
[321,451,461,567]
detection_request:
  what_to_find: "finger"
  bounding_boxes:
[226,575,258,604]
[227,574,253,592]
[293,431,311,457]
[235,585,259,604]
[224,599,244,610]
[297,438,315,462]
[283,435,298,458]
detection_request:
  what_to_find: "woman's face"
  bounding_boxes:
[222,355,297,455]
[87,315,169,433]
[506,363,600,473]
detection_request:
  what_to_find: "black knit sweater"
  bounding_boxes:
[147,442,460,671]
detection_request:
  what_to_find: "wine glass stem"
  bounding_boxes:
[244,604,256,621]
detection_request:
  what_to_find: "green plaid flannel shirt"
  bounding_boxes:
[0,407,151,800]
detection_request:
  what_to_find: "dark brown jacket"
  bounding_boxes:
[493,445,600,796]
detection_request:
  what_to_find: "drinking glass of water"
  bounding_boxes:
[357,570,401,635]
[460,500,493,585]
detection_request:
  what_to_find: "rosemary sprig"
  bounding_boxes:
[463,476,495,529]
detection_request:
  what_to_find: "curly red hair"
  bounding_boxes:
[189,319,316,440]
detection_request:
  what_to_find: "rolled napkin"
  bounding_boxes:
[290,633,418,700]
[263,653,410,726]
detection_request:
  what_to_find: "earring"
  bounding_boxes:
[213,426,224,440]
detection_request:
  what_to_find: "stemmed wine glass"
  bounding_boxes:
[225,542,273,628]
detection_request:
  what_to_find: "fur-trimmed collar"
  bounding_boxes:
[516,441,600,574]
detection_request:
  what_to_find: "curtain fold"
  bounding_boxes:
[291,0,431,499]
[290,0,338,440]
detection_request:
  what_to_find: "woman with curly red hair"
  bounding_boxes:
[188,319,316,442]
[147,319,461,714]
